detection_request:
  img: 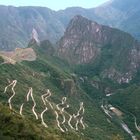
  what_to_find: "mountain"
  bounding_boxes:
[0,15,140,140]
[0,0,140,51]
[0,39,130,140]
[58,15,140,83]
[93,0,140,39]
[0,1,140,139]
[57,17,140,140]
[0,6,65,50]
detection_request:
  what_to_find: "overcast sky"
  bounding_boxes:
[0,0,109,10]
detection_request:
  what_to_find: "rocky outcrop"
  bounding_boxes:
[0,48,36,64]
[57,15,140,83]
[1,0,140,51]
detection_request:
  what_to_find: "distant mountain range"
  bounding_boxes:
[0,0,140,50]
[1,2,140,139]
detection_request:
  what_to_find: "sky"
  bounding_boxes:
[0,0,109,10]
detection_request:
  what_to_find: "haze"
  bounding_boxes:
[0,0,109,10]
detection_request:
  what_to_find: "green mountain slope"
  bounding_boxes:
[0,41,128,140]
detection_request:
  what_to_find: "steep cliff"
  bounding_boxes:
[58,15,140,83]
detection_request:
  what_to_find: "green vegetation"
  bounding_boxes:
[0,103,85,140]
[0,42,128,140]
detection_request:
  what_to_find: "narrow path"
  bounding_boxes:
[62,104,69,124]
[67,113,74,130]
[55,97,68,132]
[25,87,38,120]
[26,88,31,101]
[102,100,138,140]
[56,97,66,123]
[40,107,48,128]
[30,88,38,120]
[80,117,85,129]
[40,89,54,128]
[19,103,24,116]
[74,102,85,118]
[4,80,17,109]
[55,110,65,132]
[133,116,140,133]
[61,104,70,131]
[75,119,80,131]
[73,102,85,131]
[41,90,49,106]
[45,89,53,109]
[62,104,75,130]
[19,88,33,116]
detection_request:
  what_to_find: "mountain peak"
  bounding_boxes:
[72,15,88,21]
[65,15,99,40]
[57,16,140,83]
[58,16,105,64]
[69,15,97,28]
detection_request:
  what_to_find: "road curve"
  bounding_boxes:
[40,89,54,128]
[30,88,38,120]
[80,117,85,129]
[55,97,68,132]
[73,102,85,131]
[19,103,24,116]
[4,80,17,109]
[44,89,53,109]
[55,110,65,132]
[61,104,75,130]
[40,107,48,128]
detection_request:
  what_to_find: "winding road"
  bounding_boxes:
[101,99,138,140]
[64,106,75,130]
[19,103,24,116]
[4,80,17,109]
[73,102,85,131]
[55,110,65,132]
[40,107,48,128]
[19,88,34,116]
[127,112,140,133]
[40,89,54,128]
[55,97,68,132]
[30,88,38,120]
[3,81,86,132]
[44,89,53,109]
[80,117,85,130]
[24,87,38,120]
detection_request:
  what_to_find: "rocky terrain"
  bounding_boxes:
[0,0,140,139]
[0,0,140,50]
[58,15,140,83]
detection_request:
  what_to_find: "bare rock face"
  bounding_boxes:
[0,48,36,64]
[58,15,127,64]
[57,15,140,83]
[58,15,102,64]
[31,28,40,44]
[57,15,135,64]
